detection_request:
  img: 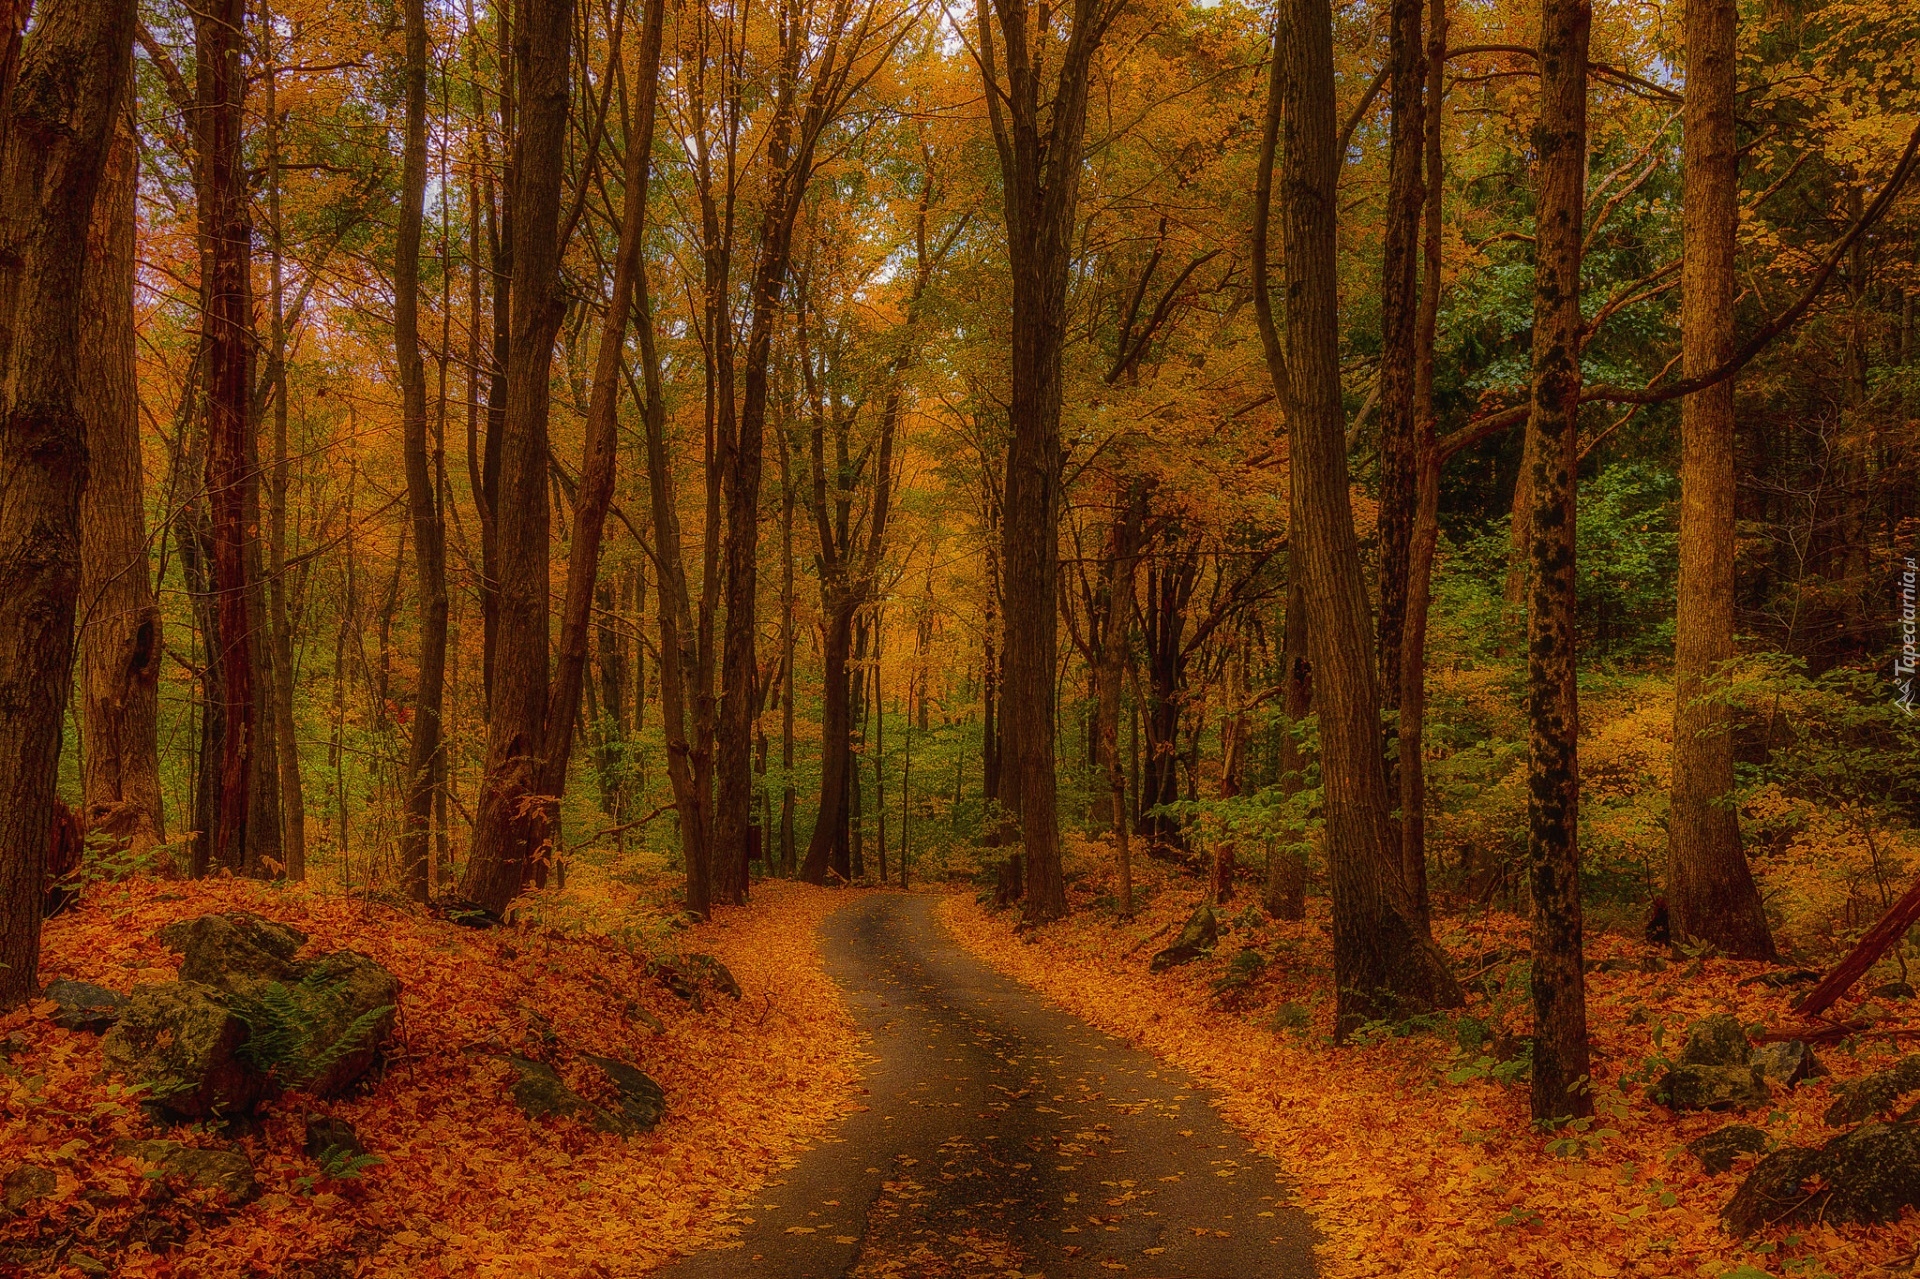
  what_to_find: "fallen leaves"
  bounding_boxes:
[2,872,864,1276]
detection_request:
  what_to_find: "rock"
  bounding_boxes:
[102,981,268,1118]
[1752,1040,1822,1089]
[506,1056,625,1135]
[1149,905,1219,973]
[113,1140,258,1204]
[246,950,398,1097]
[1724,1119,1920,1236]
[42,979,126,1033]
[621,1001,665,1033]
[583,1054,667,1133]
[650,953,742,1005]
[1823,1054,1920,1127]
[162,913,307,990]
[1741,968,1819,989]
[1639,955,1671,974]
[1679,1013,1753,1067]
[430,895,501,929]
[1585,957,1639,974]
[1656,1063,1770,1112]
[1688,1123,1769,1174]
[1871,980,1916,1001]
[1,1165,55,1217]
[303,1117,366,1162]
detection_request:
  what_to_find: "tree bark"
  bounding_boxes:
[1524,0,1594,1121]
[396,0,444,903]
[196,0,270,876]
[460,0,574,913]
[979,0,1112,925]
[1668,0,1777,960]
[262,15,305,881]
[1257,0,1459,1035]
[1264,574,1311,920]
[78,106,165,862]
[1397,0,1447,927]
[1376,0,1426,734]
[0,0,132,1007]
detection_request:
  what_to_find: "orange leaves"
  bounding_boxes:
[5,875,863,1276]
[940,872,1920,1279]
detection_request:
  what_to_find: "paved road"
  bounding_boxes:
[660,893,1317,1279]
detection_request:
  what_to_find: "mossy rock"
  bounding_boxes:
[1688,1123,1769,1174]
[584,1053,667,1133]
[1655,1063,1769,1112]
[1724,1119,1920,1236]
[506,1056,628,1135]
[162,913,308,992]
[1150,905,1218,973]
[1824,1054,1920,1127]
[42,979,126,1033]
[113,1140,258,1204]
[1679,1013,1752,1068]
[101,981,268,1119]
[1,1166,55,1217]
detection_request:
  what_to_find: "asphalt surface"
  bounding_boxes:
[658,892,1317,1279]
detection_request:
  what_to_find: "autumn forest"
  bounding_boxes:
[2,0,1920,1271]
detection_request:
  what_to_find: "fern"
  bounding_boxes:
[233,965,393,1089]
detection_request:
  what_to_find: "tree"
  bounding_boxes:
[1255,0,1459,1036]
[78,105,165,861]
[975,0,1122,924]
[396,0,445,904]
[1521,0,1594,1122]
[1668,0,1777,961]
[0,0,133,1007]
[460,0,577,912]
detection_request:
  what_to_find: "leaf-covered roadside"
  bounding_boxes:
[1,875,863,1276]
[940,867,1920,1279]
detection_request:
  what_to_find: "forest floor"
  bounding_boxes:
[941,849,1920,1279]
[1,869,865,1277]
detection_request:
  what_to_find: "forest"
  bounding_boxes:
[1,0,1919,1271]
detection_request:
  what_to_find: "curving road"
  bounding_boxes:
[660,893,1317,1279]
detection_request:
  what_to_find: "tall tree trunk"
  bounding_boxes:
[1668,0,1777,960]
[397,0,444,903]
[1256,0,1458,1035]
[979,0,1111,925]
[1523,0,1594,1121]
[1398,0,1448,926]
[1096,487,1144,916]
[195,0,270,876]
[460,0,574,914]
[544,24,660,814]
[78,107,165,861]
[262,15,306,881]
[1376,0,1425,739]
[0,0,132,1007]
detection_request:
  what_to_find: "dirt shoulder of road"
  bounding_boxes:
[3,874,865,1277]
[940,872,1920,1279]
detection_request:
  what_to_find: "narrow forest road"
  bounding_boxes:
[659,893,1317,1279]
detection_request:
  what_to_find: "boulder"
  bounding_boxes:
[1724,1119,1920,1236]
[246,950,397,1097]
[161,913,307,991]
[304,1117,367,1162]
[42,979,126,1033]
[1,1165,54,1217]
[1752,1040,1822,1089]
[1149,905,1219,973]
[1679,1013,1753,1067]
[1688,1123,1769,1174]
[506,1057,625,1135]
[650,953,742,1005]
[102,981,268,1118]
[113,1140,257,1204]
[1823,1054,1920,1127]
[430,895,501,929]
[584,1054,667,1133]
[1871,980,1916,1001]
[1657,1063,1770,1112]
